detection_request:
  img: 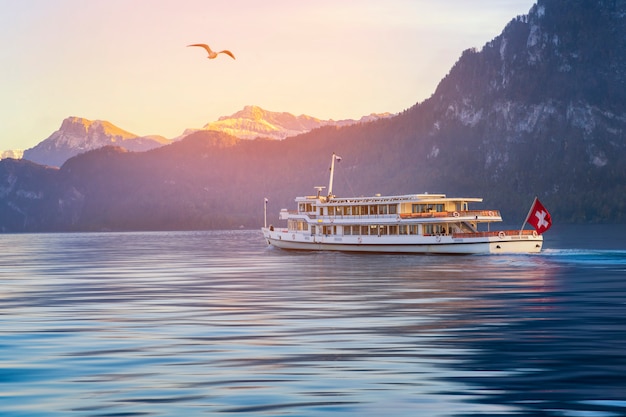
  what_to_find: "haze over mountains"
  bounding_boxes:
[1,0,624,232]
[0,150,23,160]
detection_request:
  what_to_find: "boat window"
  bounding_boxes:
[389,205,397,215]
[409,225,419,235]
[412,203,443,213]
[344,226,351,235]
[345,206,352,215]
[361,225,369,235]
[389,225,398,235]
[424,224,445,235]
[399,225,408,235]
[379,225,388,235]
[352,225,360,235]
[369,205,378,215]
[379,205,388,215]
[336,206,343,216]
[328,206,335,216]
[412,204,429,213]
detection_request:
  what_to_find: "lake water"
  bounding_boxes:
[1,225,625,416]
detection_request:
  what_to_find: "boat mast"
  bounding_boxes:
[327,153,341,198]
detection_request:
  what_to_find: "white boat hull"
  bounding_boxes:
[262,228,542,255]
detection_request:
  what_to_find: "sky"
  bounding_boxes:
[1,0,535,151]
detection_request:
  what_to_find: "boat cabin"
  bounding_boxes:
[280,193,494,238]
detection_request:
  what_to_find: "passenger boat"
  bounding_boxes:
[261,154,548,254]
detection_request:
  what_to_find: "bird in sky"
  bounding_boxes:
[187,44,236,60]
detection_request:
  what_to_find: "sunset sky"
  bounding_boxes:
[1,0,535,151]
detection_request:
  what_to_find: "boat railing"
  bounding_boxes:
[316,213,400,220]
[293,210,501,221]
[452,229,538,239]
[399,210,500,219]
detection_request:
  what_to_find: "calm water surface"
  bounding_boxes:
[1,225,625,416]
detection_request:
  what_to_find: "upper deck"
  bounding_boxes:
[291,193,486,220]
[295,193,483,206]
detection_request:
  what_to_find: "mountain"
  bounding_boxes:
[20,108,391,167]
[1,0,625,232]
[181,105,393,140]
[416,0,626,222]
[22,117,170,167]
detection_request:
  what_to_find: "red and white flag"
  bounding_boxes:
[526,197,552,234]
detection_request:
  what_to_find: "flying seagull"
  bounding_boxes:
[187,43,235,60]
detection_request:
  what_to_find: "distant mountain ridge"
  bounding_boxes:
[194,105,393,140]
[12,107,392,167]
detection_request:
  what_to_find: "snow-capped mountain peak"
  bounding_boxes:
[55,117,138,149]
[22,117,169,167]
[195,105,393,140]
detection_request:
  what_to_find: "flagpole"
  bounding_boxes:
[264,198,268,228]
[519,196,538,235]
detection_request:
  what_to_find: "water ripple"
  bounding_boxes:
[1,228,625,416]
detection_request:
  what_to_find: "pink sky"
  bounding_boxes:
[1,0,535,151]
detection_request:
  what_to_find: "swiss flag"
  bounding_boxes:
[527,197,552,234]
